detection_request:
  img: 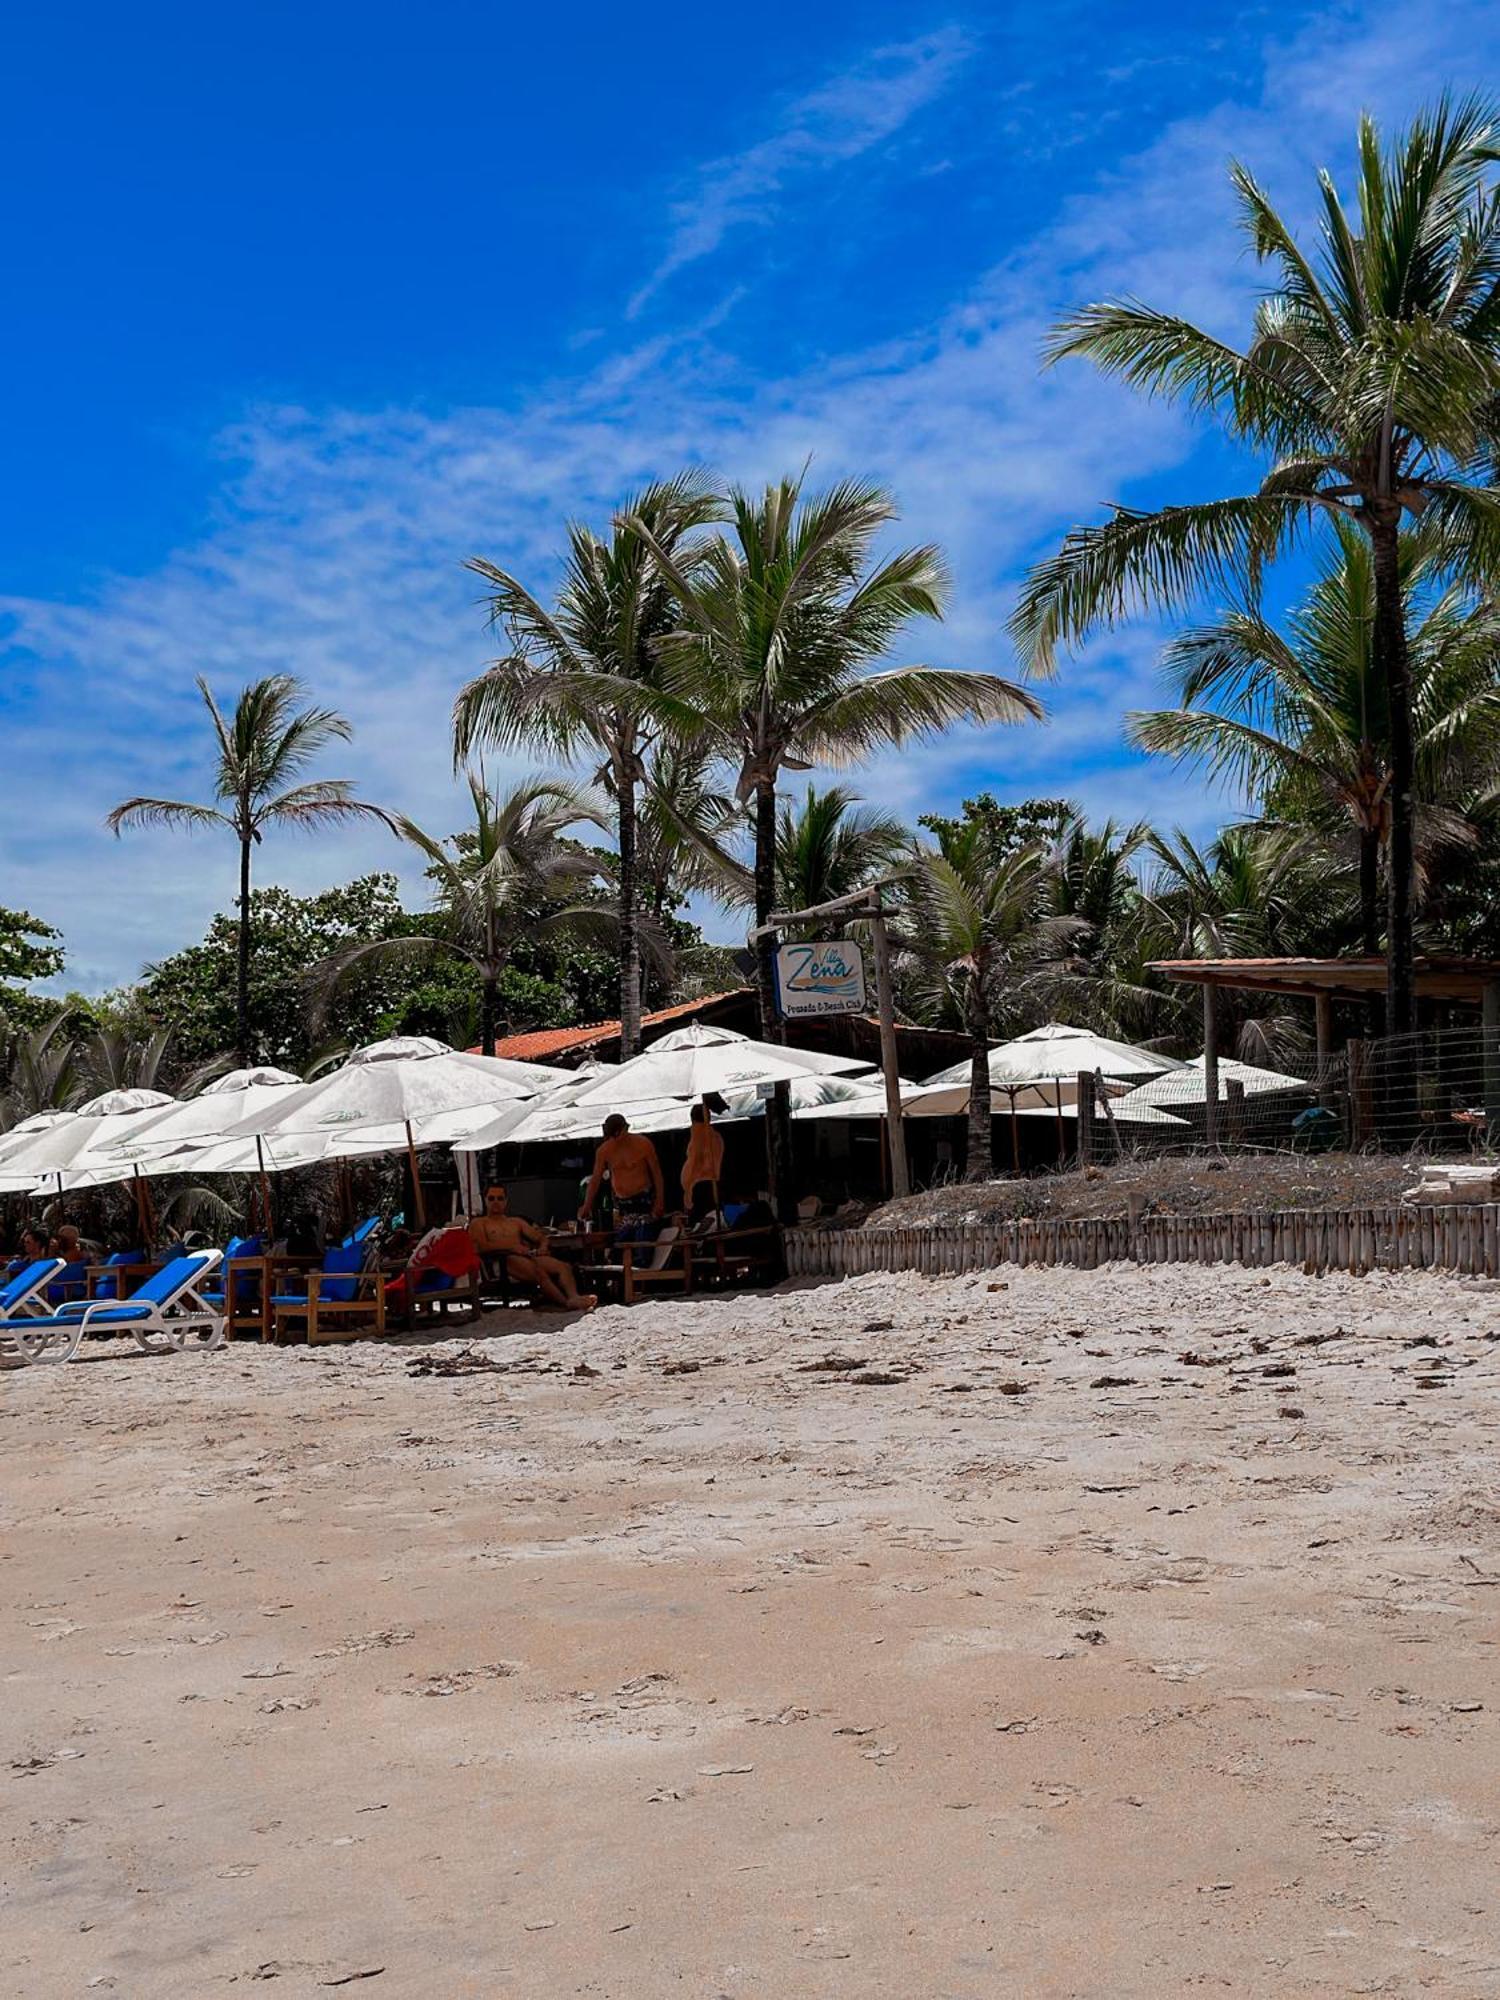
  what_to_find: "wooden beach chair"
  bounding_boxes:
[270,1242,388,1345]
[582,1224,693,1306]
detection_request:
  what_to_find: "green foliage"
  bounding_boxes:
[0,907,65,1028]
[918,796,1073,863]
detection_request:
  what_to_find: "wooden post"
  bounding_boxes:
[1315,991,1334,1106]
[1203,982,1220,1151]
[1076,1070,1095,1168]
[1225,1076,1246,1145]
[1007,1088,1021,1172]
[869,891,909,1200]
[1484,981,1500,1145]
[1346,1037,1372,1147]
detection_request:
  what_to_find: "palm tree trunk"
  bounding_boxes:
[1359,822,1384,1037]
[236,833,253,1066]
[480,968,500,1059]
[1370,513,1415,1134]
[1371,516,1415,1037]
[965,975,994,1182]
[753,776,795,1219]
[617,757,643,1060]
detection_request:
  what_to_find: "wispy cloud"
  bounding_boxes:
[627,26,976,317]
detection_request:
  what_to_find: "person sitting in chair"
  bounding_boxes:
[581,1115,664,1237]
[469,1186,596,1312]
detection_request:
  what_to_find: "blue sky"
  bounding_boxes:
[4,0,1498,993]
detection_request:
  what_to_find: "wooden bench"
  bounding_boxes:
[689,1226,782,1291]
[580,1228,694,1306]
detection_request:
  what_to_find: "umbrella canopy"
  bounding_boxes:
[919,1023,1183,1092]
[225,1035,561,1148]
[1126,1055,1314,1107]
[904,1073,1134,1119]
[721,1073,923,1122]
[0,1089,177,1191]
[567,1023,867,1110]
[67,1067,307,1186]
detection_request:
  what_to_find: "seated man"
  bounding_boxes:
[469,1186,596,1312]
[581,1114,664,1237]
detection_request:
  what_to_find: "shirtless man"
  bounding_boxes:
[468,1186,596,1311]
[580,1114,664,1233]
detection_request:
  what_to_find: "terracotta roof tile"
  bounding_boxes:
[470,991,749,1062]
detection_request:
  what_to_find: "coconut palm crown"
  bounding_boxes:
[107,676,389,1064]
[1013,96,1500,1040]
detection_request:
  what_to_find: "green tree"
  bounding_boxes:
[897,828,1061,1180]
[1131,522,1500,964]
[316,774,615,1057]
[107,675,390,1064]
[1014,97,1500,1044]
[639,472,1041,1209]
[0,907,65,1028]
[455,474,720,1060]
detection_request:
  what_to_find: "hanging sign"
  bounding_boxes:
[774,940,867,1018]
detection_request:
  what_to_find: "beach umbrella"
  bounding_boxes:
[0,1110,80,1181]
[1125,1055,1313,1107]
[0,1089,176,1188]
[566,1023,868,1110]
[918,1022,1183,1092]
[721,1073,923,1122]
[226,1035,563,1225]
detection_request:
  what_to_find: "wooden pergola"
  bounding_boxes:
[1149,956,1500,1144]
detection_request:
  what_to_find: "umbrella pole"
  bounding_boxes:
[1009,1090,1020,1173]
[256,1136,274,1241]
[1055,1080,1066,1164]
[405,1119,427,1231]
[133,1165,156,1250]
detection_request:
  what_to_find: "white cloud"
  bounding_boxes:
[627,26,976,316]
[5,0,1497,992]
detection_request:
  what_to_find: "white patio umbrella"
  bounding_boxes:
[63,1068,306,1188]
[0,1110,80,1182]
[918,1022,1183,1093]
[721,1073,923,1122]
[1125,1054,1313,1107]
[566,1023,868,1109]
[0,1089,176,1191]
[226,1035,563,1225]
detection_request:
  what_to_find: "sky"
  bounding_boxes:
[3,0,1499,994]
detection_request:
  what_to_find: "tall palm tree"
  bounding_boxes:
[315,773,614,1057]
[107,676,388,1064]
[454,474,720,1060]
[772,785,909,916]
[1130,523,1500,964]
[1013,97,1500,1043]
[637,473,1042,1206]
[898,832,1059,1180]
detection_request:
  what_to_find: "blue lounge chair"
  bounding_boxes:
[0,1250,225,1365]
[0,1258,66,1360]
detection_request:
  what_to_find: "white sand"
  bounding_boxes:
[5,1260,1499,1997]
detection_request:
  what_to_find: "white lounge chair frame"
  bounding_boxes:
[0,1257,67,1364]
[1,1249,225,1365]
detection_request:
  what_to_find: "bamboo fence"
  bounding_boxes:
[784,1203,1500,1282]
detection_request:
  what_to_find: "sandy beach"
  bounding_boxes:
[5,1260,1499,1998]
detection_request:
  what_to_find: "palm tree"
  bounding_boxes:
[1039,816,1173,1040]
[898,831,1058,1180]
[1130,523,1500,967]
[636,472,1042,1206]
[0,1013,83,1127]
[107,676,388,1064]
[315,773,613,1056]
[1145,825,1338,1062]
[1013,97,1500,1043]
[773,785,909,916]
[454,474,720,1060]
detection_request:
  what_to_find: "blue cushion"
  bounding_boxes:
[342,1216,379,1249]
[320,1244,365,1303]
[93,1249,146,1298]
[0,1260,55,1312]
[415,1270,454,1293]
[46,1262,89,1304]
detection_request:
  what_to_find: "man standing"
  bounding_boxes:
[580,1114,664,1237]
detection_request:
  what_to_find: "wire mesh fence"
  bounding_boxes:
[1077,1028,1500,1160]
